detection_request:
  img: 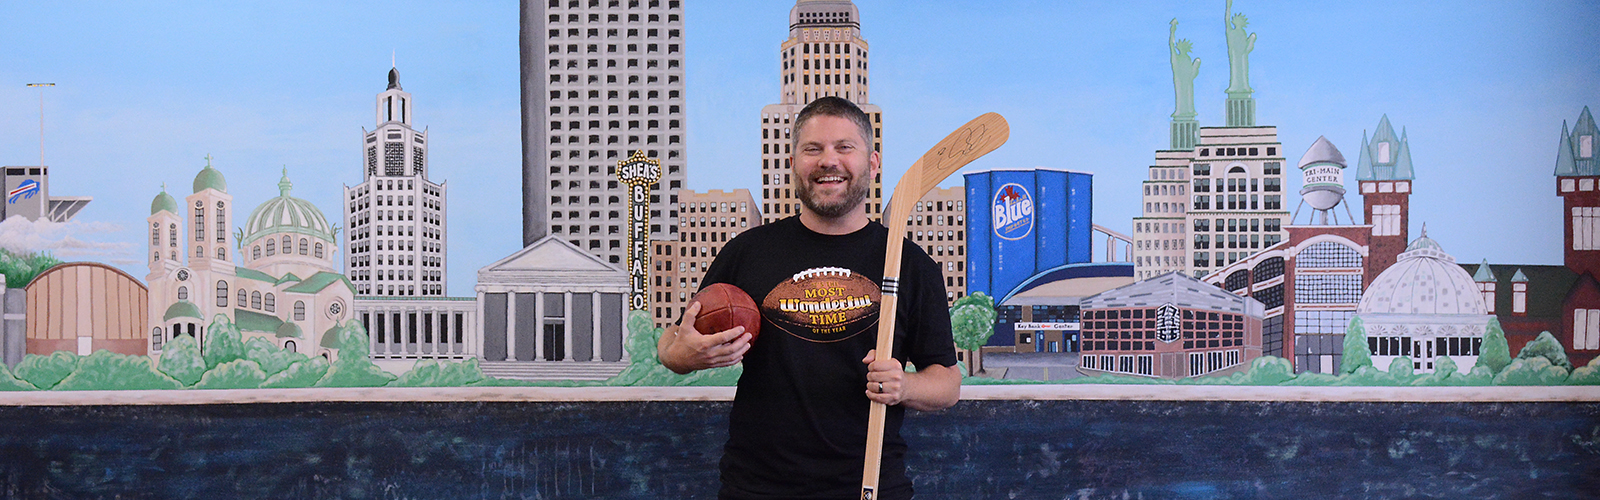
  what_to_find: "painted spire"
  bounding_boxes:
[1473,259,1496,283]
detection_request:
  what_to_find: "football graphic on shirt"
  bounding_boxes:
[761,267,881,343]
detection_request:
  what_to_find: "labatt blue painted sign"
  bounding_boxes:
[992,183,1033,240]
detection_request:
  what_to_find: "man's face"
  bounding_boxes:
[793,115,880,219]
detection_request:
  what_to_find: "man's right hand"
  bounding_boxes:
[656,301,753,374]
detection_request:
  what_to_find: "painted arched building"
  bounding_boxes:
[1355,232,1492,373]
[146,162,354,360]
[24,262,149,356]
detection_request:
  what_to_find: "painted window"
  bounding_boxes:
[1572,207,1600,250]
[1299,241,1363,268]
[216,281,229,307]
[177,286,188,301]
[1294,310,1354,335]
[1372,205,1403,236]
[1575,309,1600,350]
[265,293,275,313]
[294,301,306,321]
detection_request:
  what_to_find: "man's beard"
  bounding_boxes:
[797,172,870,219]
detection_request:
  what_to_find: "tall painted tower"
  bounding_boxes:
[1356,115,1414,281]
[345,67,449,297]
[759,0,883,224]
[518,0,688,261]
[1556,106,1600,277]
[1136,0,1287,281]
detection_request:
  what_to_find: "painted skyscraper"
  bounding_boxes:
[759,0,882,224]
[519,0,687,262]
[1133,3,1288,281]
[344,67,449,297]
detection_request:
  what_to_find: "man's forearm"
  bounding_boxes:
[901,363,961,411]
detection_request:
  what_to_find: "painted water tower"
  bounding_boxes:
[1293,136,1353,225]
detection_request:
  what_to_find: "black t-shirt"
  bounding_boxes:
[700,216,957,500]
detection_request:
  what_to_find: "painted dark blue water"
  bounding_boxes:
[0,400,1596,499]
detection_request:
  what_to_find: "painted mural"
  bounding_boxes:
[2,0,1596,391]
[1,0,1598,496]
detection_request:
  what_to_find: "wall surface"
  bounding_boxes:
[0,398,1595,498]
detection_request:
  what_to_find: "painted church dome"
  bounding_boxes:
[192,162,228,194]
[240,170,335,247]
[1357,228,1487,316]
[150,186,178,215]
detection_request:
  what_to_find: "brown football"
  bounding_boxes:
[693,283,761,341]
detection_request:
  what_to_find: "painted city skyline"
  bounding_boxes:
[0,0,1596,300]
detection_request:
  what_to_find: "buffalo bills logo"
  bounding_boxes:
[991,183,1033,240]
[7,180,40,204]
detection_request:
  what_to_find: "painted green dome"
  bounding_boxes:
[192,159,228,194]
[240,169,335,247]
[150,185,178,215]
[163,301,203,321]
[275,321,303,339]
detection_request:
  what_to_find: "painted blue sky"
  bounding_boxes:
[1,1,1596,296]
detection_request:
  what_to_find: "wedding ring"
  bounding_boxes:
[877,382,884,393]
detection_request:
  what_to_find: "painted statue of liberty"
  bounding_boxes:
[1169,19,1200,119]
[1224,0,1256,95]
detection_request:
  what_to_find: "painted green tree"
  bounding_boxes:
[13,351,80,390]
[192,359,269,390]
[950,292,996,376]
[314,320,396,387]
[202,314,246,370]
[1474,318,1512,375]
[0,249,62,288]
[158,334,208,386]
[611,309,740,386]
[0,361,37,391]
[1341,315,1372,374]
[1515,331,1572,371]
[54,350,182,390]
[392,359,486,387]
[243,336,307,378]
[260,357,330,388]
[1568,356,1600,385]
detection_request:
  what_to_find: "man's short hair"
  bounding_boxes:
[792,96,874,150]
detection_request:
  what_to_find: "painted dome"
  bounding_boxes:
[192,161,228,194]
[1357,228,1487,316]
[240,170,335,247]
[150,185,178,215]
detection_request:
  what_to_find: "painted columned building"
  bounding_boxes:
[476,236,630,380]
[760,0,882,224]
[344,67,449,297]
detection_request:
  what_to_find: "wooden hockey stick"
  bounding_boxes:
[861,112,1008,500]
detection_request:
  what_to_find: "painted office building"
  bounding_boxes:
[519,0,688,263]
[344,67,449,298]
[759,0,883,224]
[649,189,761,330]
